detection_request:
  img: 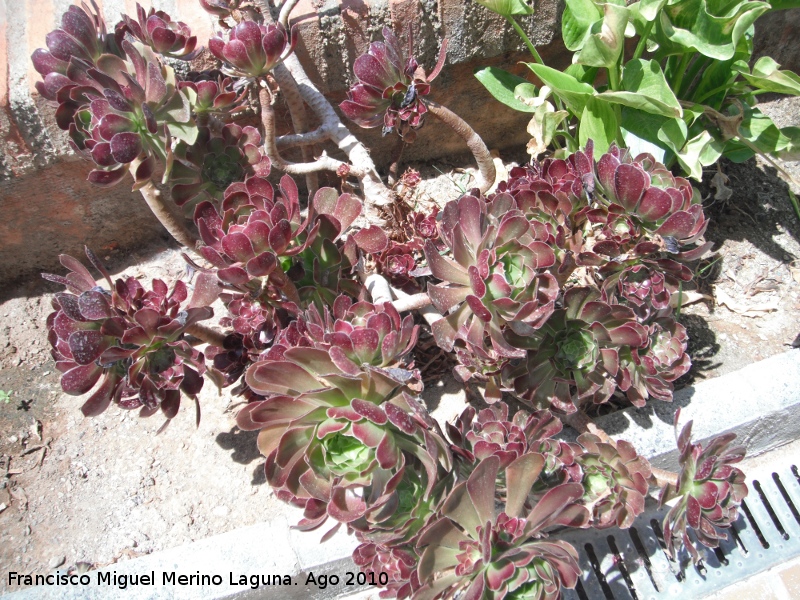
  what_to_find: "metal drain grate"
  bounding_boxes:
[555,462,800,599]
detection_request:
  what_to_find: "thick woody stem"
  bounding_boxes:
[562,410,613,444]
[563,409,680,489]
[424,100,496,194]
[392,292,432,312]
[276,128,328,148]
[277,56,395,212]
[139,182,199,249]
[387,138,406,186]
[185,323,228,347]
[651,467,679,488]
[271,60,319,194]
[365,274,442,326]
[260,86,359,176]
[278,0,300,28]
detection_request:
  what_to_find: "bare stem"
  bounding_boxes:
[185,323,228,347]
[139,182,199,249]
[276,128,328,149]
[365,274,440,320]
[278,0,300,28]
[271,60,319,195]
[388,138,406,187]
[277,56,395,214]
[259,0,395,223]
[260,86,359,176]
[391,292,432,312]
[562,410,613,444]
[424,100,496,194]
[651,467,679,489]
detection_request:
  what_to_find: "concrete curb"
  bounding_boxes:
[6,349,799,600]
[589,348,800,472]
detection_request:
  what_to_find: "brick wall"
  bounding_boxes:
[0,0,797,284]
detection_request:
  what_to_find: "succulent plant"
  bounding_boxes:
[376,241,421,292]
[237,353,448,530]
[504,287,649,413]
[31,1,118,102]
[424,193,559,364]
[51,38,195,188]
[588,145,709,258]
[43,250,211,425]
[416,456,588,599]
[660,410,748,562]
[353,542,420,599]
[340,27,448,139]
[193,175,311,298]
[272,295,420,371]
[169,124,270,208]
[117,4,199,59]
[615,316,691,406]
[179,75,247,116]
[447,404,581,488]
[574,434,652,529]
[209,21,296,78]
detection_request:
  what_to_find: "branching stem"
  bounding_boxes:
[138,182,199,249]
[424,100,496,194]
[260,86,360,176]
[185,323,228,347]
[271,60,319,194]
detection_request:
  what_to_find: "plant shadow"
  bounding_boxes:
[215,426,266,486]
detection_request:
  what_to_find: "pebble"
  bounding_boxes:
[49,556,65,569]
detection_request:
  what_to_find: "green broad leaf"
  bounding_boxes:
[777,126,800,161]
[699,135,724,165]
[655,0,770,61]
[564,63,600,84]
[475,67,537,112]
[620,106,687,156]
[473,0,533,16]
[169,121,199,146]
[739,56,800,96]
[514,82,540,103]
[579,96,619,153]
[562,0,603,51]
[767,0,800,8]
[676,130,715,179]
[526,63,596,114]
[598,58,682,117]
[722,106,795,161]
[634,0,669,22]
[576,4,630,68]
[621,129,668,161]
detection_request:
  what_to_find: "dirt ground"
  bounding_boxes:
[0,98,798,594]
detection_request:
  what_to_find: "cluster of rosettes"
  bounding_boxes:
[235,296,448,536]
[347,401,659,599]
[192,176,370,307]
[340,27,448,140]
[32,3,197,189]
[44,250,211,428]
[660,410,748,562]
[425,143,704,413]
[32,2,299,193]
